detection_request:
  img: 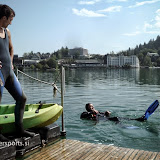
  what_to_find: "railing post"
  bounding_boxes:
[60,66,66,136]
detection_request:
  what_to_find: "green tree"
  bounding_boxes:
[30,64,35,69]
[46,57,58,68]
[157,57,160,66]
[42,64,50,70]
[143,56,151,67]
[23,52,29,58]
[138,53,144,65]
[36,63,43,69]
[73,52,80,59]
[158,49,160,56]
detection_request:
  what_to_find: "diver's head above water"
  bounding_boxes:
[85,103,94,112]
[85,103,98,114]
[85,103,111,116]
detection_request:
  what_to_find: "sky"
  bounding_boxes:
[0,0,160,56]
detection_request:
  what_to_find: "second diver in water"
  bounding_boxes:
[81,100,159,122]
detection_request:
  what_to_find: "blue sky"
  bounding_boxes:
[1,0,160,56]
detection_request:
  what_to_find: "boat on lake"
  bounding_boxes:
[0,103,63,134]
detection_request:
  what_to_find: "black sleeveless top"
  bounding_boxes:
[0,28,12,78]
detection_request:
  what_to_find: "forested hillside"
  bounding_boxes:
[117,35,160,67]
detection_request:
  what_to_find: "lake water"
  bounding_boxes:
[2,68,160,152]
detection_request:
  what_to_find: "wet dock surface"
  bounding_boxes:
[23,139,160,160]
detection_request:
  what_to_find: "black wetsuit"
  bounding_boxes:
[80,111,145,122]
[0,28,26,136]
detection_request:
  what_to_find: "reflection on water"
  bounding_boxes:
[1,68,160,151]
[139,68,160,85]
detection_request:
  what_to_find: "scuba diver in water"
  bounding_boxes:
[81,101,159,122]
[81,103,121,122]
[84,103,116,120]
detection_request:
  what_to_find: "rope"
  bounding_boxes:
[17,69,61,94]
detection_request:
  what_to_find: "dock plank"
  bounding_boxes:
[101,146,119,160]
[83,145,107,160]
[139,150,150,160]
[46,139,81,160]
[25,139,78,160]
[79,143,107,160]
[133,150,144,159]
[46,139,84,160]
[111,147,131,160]
[24,139,160,160]
[24,140,64,160]
[72,144,96,160]
[93,144,111,160]
[74,143,97,160]
[143,151,153,160]
[55,141,91,160]
[155,152,160,160]
[126,149,139,160]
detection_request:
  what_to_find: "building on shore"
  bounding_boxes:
[13,55,24,67]
[147,52,159,57]
[13,54,41,68]
[68,47,89,58]
[63,59,104,68]
[75,59,104,67]
[106,55,139,68]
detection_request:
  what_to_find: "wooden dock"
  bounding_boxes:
[23,139,160,160]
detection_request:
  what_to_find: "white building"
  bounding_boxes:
[106,55,139,68]
[147,52,159,57]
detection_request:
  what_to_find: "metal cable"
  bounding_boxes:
[17,69,61,94]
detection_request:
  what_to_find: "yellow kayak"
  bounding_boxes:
[0,103,63,134]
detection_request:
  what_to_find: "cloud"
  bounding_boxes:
[123,9,160,36]
[144,23,153,30]
[78,0,101,5]
[155,9,160,27]
[129,0,160,8]
[98,6,122,12]
[123,31,141,36]
[72,6,122,17]
[108,0,128,2]
[72,8,106,17]
[143,9,160,33]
